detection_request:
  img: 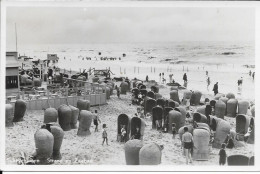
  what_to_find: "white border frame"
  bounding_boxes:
[1,0,260,172]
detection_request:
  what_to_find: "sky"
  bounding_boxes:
[6,7,255,46]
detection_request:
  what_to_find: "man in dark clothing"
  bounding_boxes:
[183,73,187,83]
[213,82,218,95]
[219,143,227,165]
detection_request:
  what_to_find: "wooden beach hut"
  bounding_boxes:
[117,114,131,142]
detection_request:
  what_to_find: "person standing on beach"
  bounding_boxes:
[117,87,120,99]
[183,73,187,87]
[93,110,101,132]
[252,72,255,80]
[159,73,161,82]
[146,75,149,82]
[213,82,218,95]
[162,73,164,79]
[207,77,211,91]
[182,127,193,164]
[102,124,109,146]
[219,143,227,165]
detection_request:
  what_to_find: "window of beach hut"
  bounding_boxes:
[130,117,145,140]
[147,91,155,99]
[117,114,131,142]
[152,106,163,129]
[236,114,250,135]
[156,99,165,108]
[227,155,249,166]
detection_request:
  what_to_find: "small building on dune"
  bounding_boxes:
[6,52,21,96]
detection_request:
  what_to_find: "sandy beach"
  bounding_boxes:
[5,80,254,165]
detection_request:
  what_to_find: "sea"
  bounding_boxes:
[9,41,255,101]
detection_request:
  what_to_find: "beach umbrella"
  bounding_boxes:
[130,117,146,140]
[120,82,128,94]
[251,105,255,117]
[117,114,131,142]
[34,128,54,164]
[5,104,14,127]
[235,114,250,141]
[196,105,206,115]
[152,106,163,129]
[193,112,207,123]
[190,90,202,106]
[139,143,162,165]
[192,128,210,161]
[168,110,185,132]
[226,92,236,100]
[226,99,238,117]
[13,99,27,122]
[238,100,249,115]
[124,139,143,165]
[147,91,155,99]
[214,93,225,100]
[156,98,165,108]
[77,110,93,136]
[50,125,65,160]
[213,119,231,148]
[227,155,249,166]
[215,100,226,119]
[170,90,181,104]
[145,98,157,115]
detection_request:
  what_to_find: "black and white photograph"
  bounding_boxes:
[0,0,259,171]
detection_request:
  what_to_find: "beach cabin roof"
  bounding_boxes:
[47,54,59,61]
[6,52,21,68]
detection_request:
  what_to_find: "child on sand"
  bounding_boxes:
[182,127,193,165]
[219,143,227,165]
[102,124,108,146]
